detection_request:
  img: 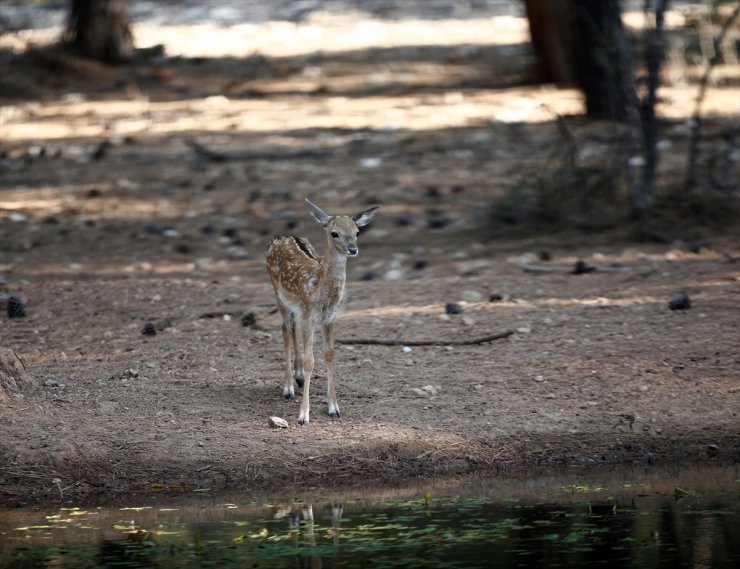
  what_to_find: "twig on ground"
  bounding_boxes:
[522,263,631,274]
[337,330,515,346]
[187,138,333,163]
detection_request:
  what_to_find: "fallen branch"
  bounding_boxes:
[522,263,631,274]
[337,330,515,346]
[187,138,332,163]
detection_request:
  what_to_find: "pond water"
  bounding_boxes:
[1,464,738,568]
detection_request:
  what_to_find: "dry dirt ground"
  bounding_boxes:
[1,0,739,505]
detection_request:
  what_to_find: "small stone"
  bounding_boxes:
[412,259,427,270]
[427,215,452,229]
[241,311,257,327]
[145,221,168,235]
[534,375,545,382]
[7,294,27,318]
[516,327,531,334]
[421,385,439,396]
[445,302,463,315]
[384,268,405,280]
[689,239,711,254]
[669,293,691,311]
[125,368,139,379]
[402,346,413,353]
[488,293,504,303]
[142,322,157,336]
[44,379,61,387]
[394,212,416,227]
[462,316,475,326]
[360,270,378,281]
[269,416,289,429]
[572,260,596,275]
[410,388,428,397]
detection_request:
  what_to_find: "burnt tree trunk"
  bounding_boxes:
[66,0,133,63]
[524,0,633,121]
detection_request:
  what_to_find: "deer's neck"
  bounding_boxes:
[317,245,347,313]
[320,247,347,287]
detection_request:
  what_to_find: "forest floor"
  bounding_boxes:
[0,0,739,505]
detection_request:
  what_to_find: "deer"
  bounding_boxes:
[266,198,380,425]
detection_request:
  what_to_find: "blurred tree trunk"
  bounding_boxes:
[524,0,633,121]
[66,0,133,63]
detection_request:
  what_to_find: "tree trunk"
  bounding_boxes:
[523,0,576,84]
[524,0,633,121]
[66,0,133,63]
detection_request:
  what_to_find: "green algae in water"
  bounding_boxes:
[2,483,740,568]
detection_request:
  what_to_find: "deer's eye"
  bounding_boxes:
[331,231,339,239]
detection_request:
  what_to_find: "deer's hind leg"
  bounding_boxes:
[277,302,297,400]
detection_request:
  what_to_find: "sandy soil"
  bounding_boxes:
[1,0,739,505]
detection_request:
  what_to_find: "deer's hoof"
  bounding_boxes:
[298,417,309,426]
[294,377,304,388]
[284,392,295,401]
[329,410,341,419]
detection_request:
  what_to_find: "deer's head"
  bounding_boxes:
[305,198,380,257]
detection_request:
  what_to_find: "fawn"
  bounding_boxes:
[266,198,380,425]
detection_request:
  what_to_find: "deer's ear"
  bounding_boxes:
[353,205,380,227]
[305,198,330,225]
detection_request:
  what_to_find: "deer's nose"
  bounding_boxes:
[347,245,358,256]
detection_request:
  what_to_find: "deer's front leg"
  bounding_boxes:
[323,321,340,418]
[281,315,296,400]
[298,319,315,426]
[291,315,305,388]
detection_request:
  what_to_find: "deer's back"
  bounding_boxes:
[266,236,321,308]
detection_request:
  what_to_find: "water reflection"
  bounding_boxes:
[1,465,738,568]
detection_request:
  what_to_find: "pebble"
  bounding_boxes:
[359,157,382,168]
[142,322,157,336]
[572,260,596,275]
[669,293,691,311]
[269,416,289,429]
[395,212,416,227]
[241,311,257,327]
[7,294,27,318]
[445,302,464,315]
[534,375,545,382]
[402,346,413,353]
